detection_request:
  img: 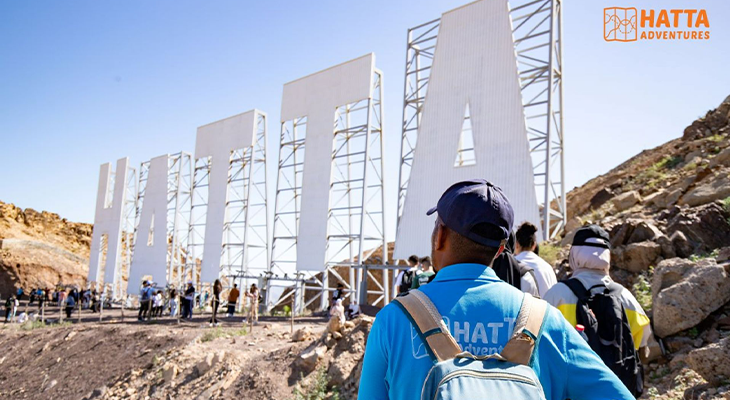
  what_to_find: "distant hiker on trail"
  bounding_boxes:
[4,294,17,323]
[183,281,195,320]
[245,284,259,325]
[37,288,45,311]
[411,256,436,289]
[330,297,345,325]
[209,279,223,326]
[544,224,652,397]
[227,284,240,317]
[329,283,346,311]
[153,290,164,318]
[491,231,539,297]
[169,289,178,317]
[65,290,76,319]
[346,300,360,320]
[515,221,557,298]
[359,180,634,400]
[138,281,153,321]
[394,255,420,295]
[16,286,24,301]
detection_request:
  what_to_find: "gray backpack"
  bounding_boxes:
[394,290,548,400]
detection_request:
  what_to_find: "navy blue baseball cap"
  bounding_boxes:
[427,179,514,248]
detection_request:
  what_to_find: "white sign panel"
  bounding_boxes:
[394,0,541,259]
[195,111,257,283]
[88,157,130,284]
[280,53,374,271]
[129,155,170,288]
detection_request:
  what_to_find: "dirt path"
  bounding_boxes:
[0,308,328,399]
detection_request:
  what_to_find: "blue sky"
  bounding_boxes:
[1,0,728,244]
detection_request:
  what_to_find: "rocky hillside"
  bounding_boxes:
[0,201,92,295]
[555,95,730,399]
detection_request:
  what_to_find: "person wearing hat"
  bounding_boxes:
[359,180,633,400]
[543,224,653,395]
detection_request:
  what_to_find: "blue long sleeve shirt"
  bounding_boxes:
[359,263,633,400]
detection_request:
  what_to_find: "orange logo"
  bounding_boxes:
[604,7,637,42]
[604,8,710,42]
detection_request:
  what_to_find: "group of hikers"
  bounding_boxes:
[3,285,105,323]
[359,179,654,400]
[136,279,260,326]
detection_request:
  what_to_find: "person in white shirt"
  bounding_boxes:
[514,221,557,298]
[394,255,421,295]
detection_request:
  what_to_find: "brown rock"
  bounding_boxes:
[680,174,730,207]
[612,191,642,212]
[291,327,313,342]
[665,202,730,254]
[687,336,730,383]
[613,241,661,273]
[652,258,730,337]
[626,221,663,244]
[709,147,730,168]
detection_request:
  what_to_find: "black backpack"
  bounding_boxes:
[563,279,644,397]
[399,270,416,293]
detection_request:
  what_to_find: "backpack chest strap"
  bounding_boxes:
[500,294,548,366]
[394,290,461,363]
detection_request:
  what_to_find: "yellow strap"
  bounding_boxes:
[501,294,548,365]
[394,290,461,362]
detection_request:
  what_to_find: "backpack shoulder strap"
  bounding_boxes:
[562,278,590,302]
[393,290,461,363]
[500,294,548,365]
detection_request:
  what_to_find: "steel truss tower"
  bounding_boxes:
[269,70,388,314]
[113,165,137,299]
[131,152,193,290]
[398,0,565,241]
[186,113,269,290]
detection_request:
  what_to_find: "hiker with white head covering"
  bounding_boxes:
[544,224,653,397]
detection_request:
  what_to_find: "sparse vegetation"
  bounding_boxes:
[200,326,248,343]
[293,367,341,400]
[20,320,71,331]
[722,196,730,212]
[688,248,720,262]
[707,133,725,143]
[538,242,560,266]
[687,327,699,339]
[633,273,653,312]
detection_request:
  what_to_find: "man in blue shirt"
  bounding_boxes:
[359,180,633,400]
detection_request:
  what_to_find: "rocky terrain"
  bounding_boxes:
[1,95,729,399]
[0,201,92,295]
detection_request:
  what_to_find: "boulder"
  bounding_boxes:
[717,246,730,262]
[709,147,730,168]
[626,221,663,244]
[162,362,178,384]
[652,258,730,337]
[195,352,220,376]
[613,241,661,273]
[655,235,676,259]
[687,336,730,383]
[654,188,683,209]
[612,191,642,212]
[589,188,615,211]
[679,174,730,207]
[665,202,730,253]
[327,316,344,334]
[670,231,694,258]
[292,327,313,342]
[297,345,327,373]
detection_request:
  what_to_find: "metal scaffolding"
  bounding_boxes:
[397,0,565,241]
[187,113,269,291]
[130,152,193,291]
[113,165,137,299]
[270,70,388,314]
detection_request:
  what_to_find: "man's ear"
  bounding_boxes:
[435,224,447,251]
